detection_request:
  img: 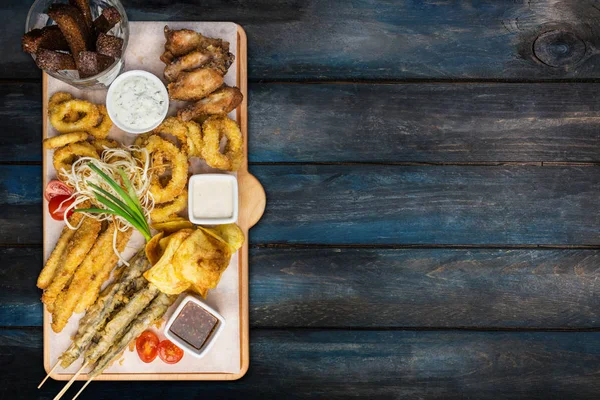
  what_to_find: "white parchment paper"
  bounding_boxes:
[46,21,241,375]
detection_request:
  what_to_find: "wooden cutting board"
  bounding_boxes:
[42,22,265,381]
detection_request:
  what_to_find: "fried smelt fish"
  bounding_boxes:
[89,293,176,378]
[167,67,224,101]
[59,251,150,368]
[178,86,243,122]
[84,284,160,364]
[41,218,101,307]
[163,26,229,57]
[37,212,84,289]
[74,227,133,313]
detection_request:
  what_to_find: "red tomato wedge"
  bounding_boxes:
[45,180,72,202]
[48,195,74,221]
[158,340,184,364]
[136,331,159,363]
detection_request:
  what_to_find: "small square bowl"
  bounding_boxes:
[164,295,226,359]
[188,174,238,225]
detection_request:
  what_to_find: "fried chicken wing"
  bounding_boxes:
[167,67,224,101]
[164,46,234,81]
[163,25,229,57]
[178,86,243,121]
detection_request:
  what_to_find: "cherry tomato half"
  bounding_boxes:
[136,330,159,363]
[48,195,74,221]
[158,339,184,364]
[44,180,72,202]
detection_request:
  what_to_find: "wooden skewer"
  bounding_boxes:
[53,361,88,400]
[38,360,61,389]
[72,378,93,400]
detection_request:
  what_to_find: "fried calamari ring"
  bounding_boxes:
[185,120,203,157]
[87,105,112,139]
[53,141,98,181]
[43,131,89,150]
[201,116,243,171]
[48,92,78,123]
[150,191,187,222]
[49,99,100,133]
[145,136,188,204]
[152,117,190,155]
[90,138,119,155]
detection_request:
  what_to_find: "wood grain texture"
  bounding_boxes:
[4,246,600,329]
[3,328,600,399]
[10,82,600,164]
[6,164,600,245]
[8,0,600,80]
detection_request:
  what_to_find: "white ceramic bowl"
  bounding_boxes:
[106,70,169,134]
[164,295,226,359]
[188,174,239,225]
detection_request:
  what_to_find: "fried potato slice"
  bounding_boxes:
[143,229,193,294]
[150,217,194,235]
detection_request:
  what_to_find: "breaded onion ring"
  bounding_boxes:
[90,138,119,155]
[150,191,187,222]
[48,92,78,123]
[43,131,89,150]
[201,116,243,171]
[49,99,101,134]
[87,105,112,139]
[145,136,188,204]
[53,141,98,180]
[185,120,203,157]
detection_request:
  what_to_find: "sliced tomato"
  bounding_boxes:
[48,195,74,221]
[45,180,72,202]
[136,330,159,363]
[158,340,184,364]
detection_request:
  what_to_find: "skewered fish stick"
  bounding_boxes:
[37,212,84,289]
[84,283,160,365]
[42,218,101,306]
[74,228,133,313]
[59,252,150,368]
[89,293,176,377]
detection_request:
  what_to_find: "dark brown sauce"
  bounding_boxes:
[169,302,218,351]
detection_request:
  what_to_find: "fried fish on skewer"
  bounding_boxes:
[59,251,150,368]
[74,228,133,313]
[37,212,84,289]
[178,86,243,122]
[84,284,160,365]
[41,218,102,307]
[163,25,229,57]
[89,293,176,377]
[167,67,224,101]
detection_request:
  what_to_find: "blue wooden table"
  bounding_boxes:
[3,0,600,398]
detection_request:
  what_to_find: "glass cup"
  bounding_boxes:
[25,0,129,90]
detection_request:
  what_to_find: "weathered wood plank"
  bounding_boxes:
[3,328,600,399]
[7,0,600,80]
[4,246,600,329]
[4,164,600,245]
[6,82,600,164]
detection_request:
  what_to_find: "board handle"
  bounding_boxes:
[238,171,266,229]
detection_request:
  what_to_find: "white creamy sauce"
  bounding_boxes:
[111,75,167,130]
[192,179,234,219]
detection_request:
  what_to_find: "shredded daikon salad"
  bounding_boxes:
[59,145,154,264]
